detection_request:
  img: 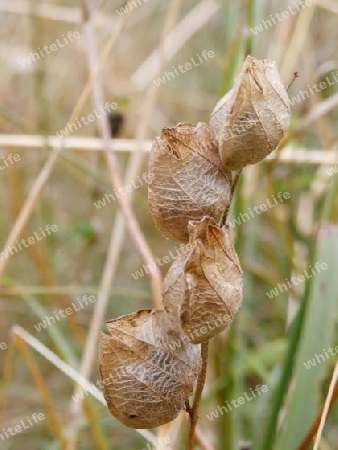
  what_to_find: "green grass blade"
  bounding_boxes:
[257,241,316,449]
[275,224,338,449]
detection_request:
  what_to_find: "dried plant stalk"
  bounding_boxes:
[99,309,201,429]
[99,56,290,442]
[163,216,243,343]
[210,55,290,170]
[148,122,232,242]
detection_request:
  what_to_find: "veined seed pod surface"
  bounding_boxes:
[210,55,290,171]
[163,216,243,344]
[148,122,232,242]
[99,309,201,429]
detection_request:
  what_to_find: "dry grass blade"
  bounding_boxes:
[12,333,66,448]
[1,135,337,164]
[298,383,338,449]
[313,362,338,450]
[0,145,62,279]
[0,286,109,296]
[0,135,153,151]
[11,326,104,401]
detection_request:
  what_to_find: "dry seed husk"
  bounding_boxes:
[148,122,232,242]
[99,309,201,429]
[210,55,290,170]
[163,216,243,344]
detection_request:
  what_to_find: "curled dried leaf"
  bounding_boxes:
[163,216,243,344]
[210,55,290,170]
[148,122,232,242]
[99,309,201,429]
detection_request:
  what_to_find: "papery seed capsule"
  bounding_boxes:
[163,216,243,343]
[99,309,201,429]
[148,122,232,242]
[210,55,290,171]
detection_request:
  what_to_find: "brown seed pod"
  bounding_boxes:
[210,55,290,171]
[163,216,243,344]
[148,122,232,242]
[99,309,201,429]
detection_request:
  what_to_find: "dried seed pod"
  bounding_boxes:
[210,55,290,171]
[99,309,201,429]
[163,216,243,344]
[148,122,232,242]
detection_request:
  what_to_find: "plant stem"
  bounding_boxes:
[259,245,315,449]
[187,342,209,450]
[298,371,338,450]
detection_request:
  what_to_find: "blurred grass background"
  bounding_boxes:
[0,0,337,449]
